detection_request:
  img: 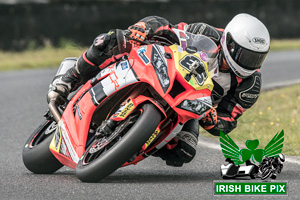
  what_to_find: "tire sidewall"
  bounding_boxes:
[76,103,161,182]
[22,120,63,174]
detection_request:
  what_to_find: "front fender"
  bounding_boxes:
[132,95,167,119]
[111,95,167,122]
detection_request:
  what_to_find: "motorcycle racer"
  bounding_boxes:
[47,14,270,167]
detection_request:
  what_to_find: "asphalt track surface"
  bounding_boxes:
[1,50,300,200]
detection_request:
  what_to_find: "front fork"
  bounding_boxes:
[95,95,167,149]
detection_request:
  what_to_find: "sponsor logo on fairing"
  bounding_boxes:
[54,128,61,150]
[118,101,135,118]
[177,96,212,115]
[144,129,160,149]
[137,46,150,65]
[151,45,170,93]
[198,51,208,62]
[120,61,129,70]
[108,66,119,90]
[59,122,79,163]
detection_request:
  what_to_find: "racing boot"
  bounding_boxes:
[154,119,199,167]
[47,57,81,104]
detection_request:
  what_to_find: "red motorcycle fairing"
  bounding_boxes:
[49,60,140,168]
[131,44,212,123]
[49,43,213,169]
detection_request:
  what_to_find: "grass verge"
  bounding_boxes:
[0,46,86,71]
[201,83,300,157]
[0,39,300,71]
[270,39,300,51]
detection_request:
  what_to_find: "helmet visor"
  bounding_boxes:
[226,33,269,70]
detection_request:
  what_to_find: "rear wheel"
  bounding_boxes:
[76,103,161,182]
[22,120,63,174]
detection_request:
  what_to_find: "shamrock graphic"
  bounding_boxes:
[240,139,264,163]
[220,130,284,165]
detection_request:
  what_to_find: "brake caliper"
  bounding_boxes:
[95,99,136,138]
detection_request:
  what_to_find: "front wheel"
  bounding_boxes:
[76,103,161,182]
[22,120,63,174]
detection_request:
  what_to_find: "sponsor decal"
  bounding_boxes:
[177,96,212,115]
[59,122,79,163]
[116,100,135,119]
[151,45,170,93]
[241,93,259,99]
[137,46,150,65]
[181,40,187,51]
[59,139,67,155]
[54,127,61,150]
[198,51,208,62]
[179,31,189,39]
[107,65,120,90]
[76,106,82,120]
[144,129,160,149]
[177,46,183,53]
[239,75,261,103]
[100,61,138,96]
[120,61,129,70]
[186,46,197,53]
[252,37,266,45]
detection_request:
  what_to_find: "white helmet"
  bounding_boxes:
[221,13,270,78]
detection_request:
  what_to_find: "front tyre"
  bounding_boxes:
[22,120,63,174]
[76,103,161,182]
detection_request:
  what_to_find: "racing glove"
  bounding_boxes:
[126,22,147,45]
[199,107,218,130]
[186,23,222,45]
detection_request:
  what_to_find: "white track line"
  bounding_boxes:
[198,139,300,165]
[262,79,300,91]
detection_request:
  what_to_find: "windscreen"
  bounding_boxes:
[173,29,219,78]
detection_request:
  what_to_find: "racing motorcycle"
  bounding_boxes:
[22,29,219,182]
